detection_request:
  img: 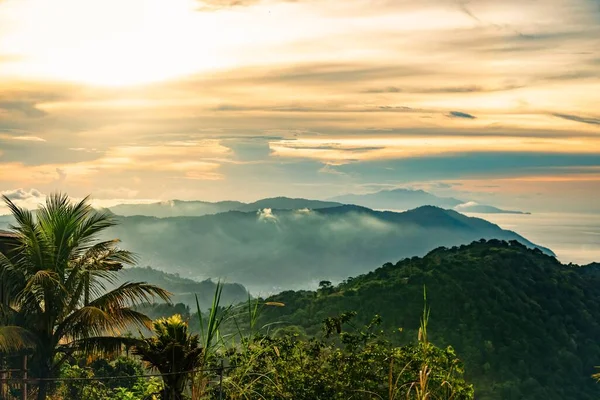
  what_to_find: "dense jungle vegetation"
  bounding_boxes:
[256,240,600,399]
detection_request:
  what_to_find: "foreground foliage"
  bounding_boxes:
[0,193,170,399]
[212,311,474,400]
[53,356,162,400]
[134,315,203,400]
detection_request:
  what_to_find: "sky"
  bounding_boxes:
[0,0,599,213]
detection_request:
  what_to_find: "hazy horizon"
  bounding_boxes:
[1,191,598,266]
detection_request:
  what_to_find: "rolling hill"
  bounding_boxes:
[114,266,249,310]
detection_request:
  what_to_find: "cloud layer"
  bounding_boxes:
[0,0,598,212]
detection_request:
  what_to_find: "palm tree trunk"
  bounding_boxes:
[161,385,177,400]
[36,366,50,400]
[161,377,187,400]
[37,382,48,400]
[34,351,53,400]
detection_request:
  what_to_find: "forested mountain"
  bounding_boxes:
[103,205,552,293]
[257,240,600,400]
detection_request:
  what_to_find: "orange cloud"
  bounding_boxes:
[270,136,600,162]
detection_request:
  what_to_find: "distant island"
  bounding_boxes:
[454,201,531,215]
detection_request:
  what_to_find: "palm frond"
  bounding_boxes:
[3,195,52,273]
[77,240,137,271]
[17,269,64,312]
[61,243,137,311]
[0,302,21,325]
[74,242,138,288]
[36,193,73,266]
[110,307,155,331]
[23,269,62,291]
[56,306,115,339]
[56,305,154,341]
[89,282,171,309]
[62,277,86,316]
[71,206,118,251]
[0,326,37,352]
[36,193,102,275]
[2,195,35,231]
[0,252,25,305]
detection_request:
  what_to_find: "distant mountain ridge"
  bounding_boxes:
[331,188,462,209]
[107,200,246,218]
[107,197,342,218]
[103,205,553,293]
[0,215,13,229]
[330,188,528,214]
[105,191,527,219]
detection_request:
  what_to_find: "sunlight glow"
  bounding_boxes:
[0,0,226,86]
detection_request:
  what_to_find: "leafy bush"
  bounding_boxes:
[209,312,473,400]
[56,357,162,400]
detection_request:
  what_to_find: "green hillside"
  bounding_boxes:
[257,239,600,399]
[114,266,249,309]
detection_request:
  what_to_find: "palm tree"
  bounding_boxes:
[0,193,171,399]
[134,314,203,400]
